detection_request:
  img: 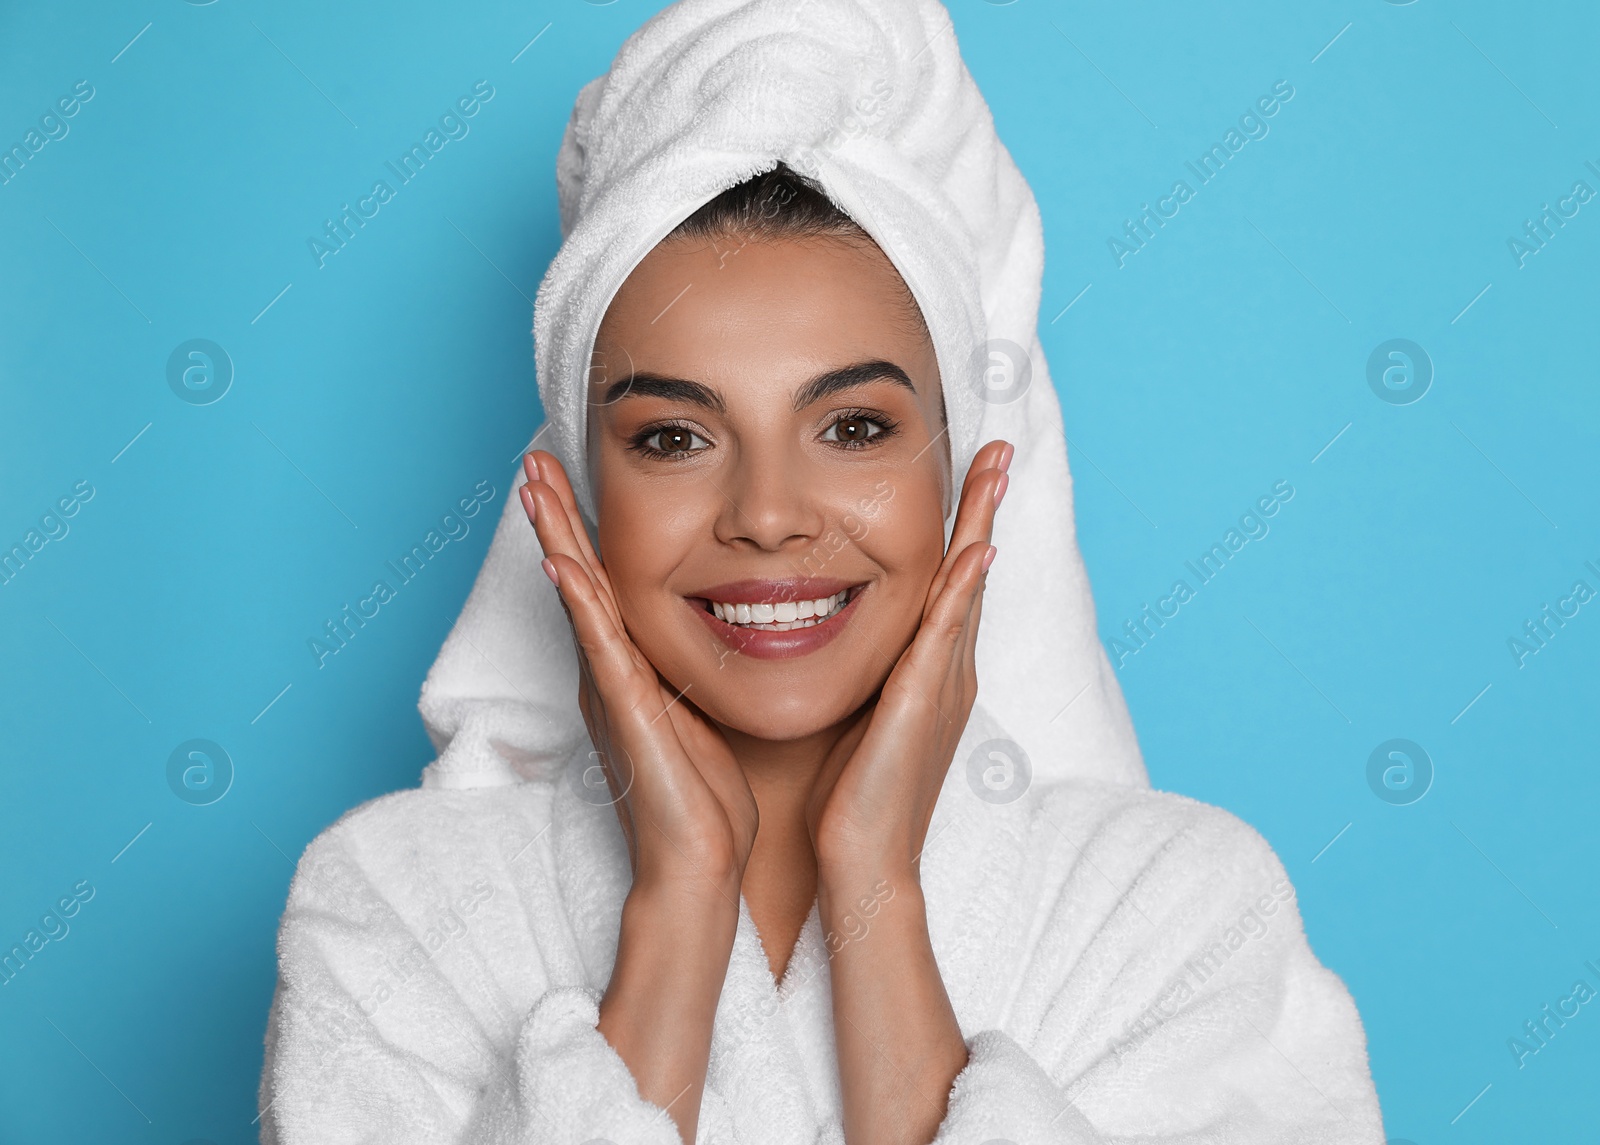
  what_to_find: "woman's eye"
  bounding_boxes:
[823,416,885,446]
[643,426,709,454]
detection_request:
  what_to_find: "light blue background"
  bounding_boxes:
[2,0,1595,1141]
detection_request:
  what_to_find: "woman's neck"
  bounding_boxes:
[716,716,859,982]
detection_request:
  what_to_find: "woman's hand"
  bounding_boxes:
[520,449,758,1144]
[521,450,758,899]
[805,438,1011,880]
[806,438,1011,1145]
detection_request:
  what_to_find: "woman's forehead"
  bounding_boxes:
[606,236,923,336]
[590,237,938,404]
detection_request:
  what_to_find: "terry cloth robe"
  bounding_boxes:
[260,0,1384,1139]
[259,703,1383,1143]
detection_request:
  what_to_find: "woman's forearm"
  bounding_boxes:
[819,865,969,1145]
[598,882,740,1143]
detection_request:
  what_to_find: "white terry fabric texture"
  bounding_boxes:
[258,710,1384,1143]
[259,0,1385,1141]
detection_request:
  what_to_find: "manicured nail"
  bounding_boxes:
[520,484,538,523]
[542,558,559,586]
[999,442,1015,473]
[992,472,1009,508]
[982,545,997,572]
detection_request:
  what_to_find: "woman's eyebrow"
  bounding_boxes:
[791,360,916,410]
[600,361,914,411]
[601,374,726,411]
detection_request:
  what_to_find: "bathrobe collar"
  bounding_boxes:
[545,700,1035,1132]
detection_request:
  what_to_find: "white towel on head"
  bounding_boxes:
[260,1,1384,1141]
[418,0,1146,794]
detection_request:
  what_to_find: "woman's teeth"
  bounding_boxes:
[710,592,848,631]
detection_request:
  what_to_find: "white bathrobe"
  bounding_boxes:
[260,0,1384,1139]
[260,699,1382,1143]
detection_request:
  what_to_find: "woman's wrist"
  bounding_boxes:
[818,864,967,1144]
[633,846,748,913]
[603,880,740,1034]
[615,875,741,964]
[598,881,739,1139]
[816,860,918,943]
[815,837,919,896]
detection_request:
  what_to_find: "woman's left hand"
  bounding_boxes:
[806,438,1013,881]
[809,438,1011,1144]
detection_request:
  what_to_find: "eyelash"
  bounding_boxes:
[821,408,899,450]
[628,419,711,460]
[625,409,901,461]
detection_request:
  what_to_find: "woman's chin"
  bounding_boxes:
[699,688,868,745]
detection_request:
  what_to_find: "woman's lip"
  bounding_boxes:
[691,586,865,661]
[690,577,858,605]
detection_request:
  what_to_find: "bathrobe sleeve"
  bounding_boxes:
[258,788,683,1145]
[930,788,1385,1144]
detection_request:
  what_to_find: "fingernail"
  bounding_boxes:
[982,545,997,572]
[520,485,538,522]
[999,442,1015,473]
[542,558,559,586]
[992,472,1009,508]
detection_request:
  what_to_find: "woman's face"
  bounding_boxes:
[588,233,949,742]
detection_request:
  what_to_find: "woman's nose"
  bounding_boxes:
[713,453,824,552]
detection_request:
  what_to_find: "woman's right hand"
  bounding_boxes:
[520,449,758,905]
[523,450,756,1143]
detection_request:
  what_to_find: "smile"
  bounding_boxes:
[708,591,849,631]
[690,578,865,661]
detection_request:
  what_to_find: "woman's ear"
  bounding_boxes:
[934,406,954,522]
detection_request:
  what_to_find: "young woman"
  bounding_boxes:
[260,2,1383,1142]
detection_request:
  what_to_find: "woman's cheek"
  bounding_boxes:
[603,479,726,633]
[892,474,946,557]
[853,481,945,602]
[598,479,689,592]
